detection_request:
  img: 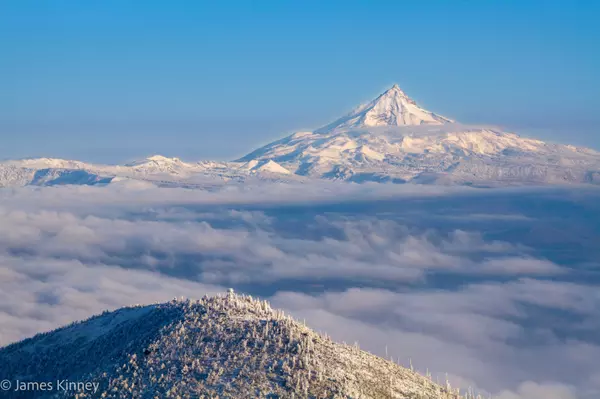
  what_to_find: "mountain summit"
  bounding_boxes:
[316,84,453,133]
[235,85,600,185]
[0,292,463,398]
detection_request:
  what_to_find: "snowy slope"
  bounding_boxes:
[242,159,292,174]
[0,292,466,399]
[317,84,453,133]
[239,124,600,185]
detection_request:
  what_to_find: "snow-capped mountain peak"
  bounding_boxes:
[316,84,454,133]
[1,85,600,188]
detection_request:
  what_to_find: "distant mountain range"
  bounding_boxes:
[0,292,465,398]
[2,85,599,187]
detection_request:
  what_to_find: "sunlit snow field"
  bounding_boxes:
[1,181,599,398]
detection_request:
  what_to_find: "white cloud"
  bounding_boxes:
[0,183,599,397]
[0,255,224,345]
[495,381,578,399]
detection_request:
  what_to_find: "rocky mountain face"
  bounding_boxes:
[0,292,468,398]
[1,85,599,187]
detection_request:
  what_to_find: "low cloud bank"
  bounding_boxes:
[1,182,599,398]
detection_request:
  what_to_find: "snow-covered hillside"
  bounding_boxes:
[0,292,467,398]
[1,84,599,187]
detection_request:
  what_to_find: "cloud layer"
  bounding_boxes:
[0,182,599,398]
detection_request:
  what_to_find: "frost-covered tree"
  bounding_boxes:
[0,292,471,399]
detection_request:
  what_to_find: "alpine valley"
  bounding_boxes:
[3,85,599,188]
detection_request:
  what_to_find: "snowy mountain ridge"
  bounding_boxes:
[238,85,600,185]
[0,156,301,188]
[1,84,599,187]
[316,84,453,133]
[0,292,468,398]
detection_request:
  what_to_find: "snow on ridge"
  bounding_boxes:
[2,157,89,170]
[0,292,467,399]
[316,84,454,133]
[237,121,600,185]
[126,155,186,166]
[240,159,291,174]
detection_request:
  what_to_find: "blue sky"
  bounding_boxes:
[1,0,599,163]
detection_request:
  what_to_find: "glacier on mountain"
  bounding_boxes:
[1,84,599,188]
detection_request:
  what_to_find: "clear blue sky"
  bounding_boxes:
[1,0,599,163]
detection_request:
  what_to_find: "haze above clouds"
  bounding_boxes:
[1,181,599,398]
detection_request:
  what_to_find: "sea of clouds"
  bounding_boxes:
[0,180,599,399]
